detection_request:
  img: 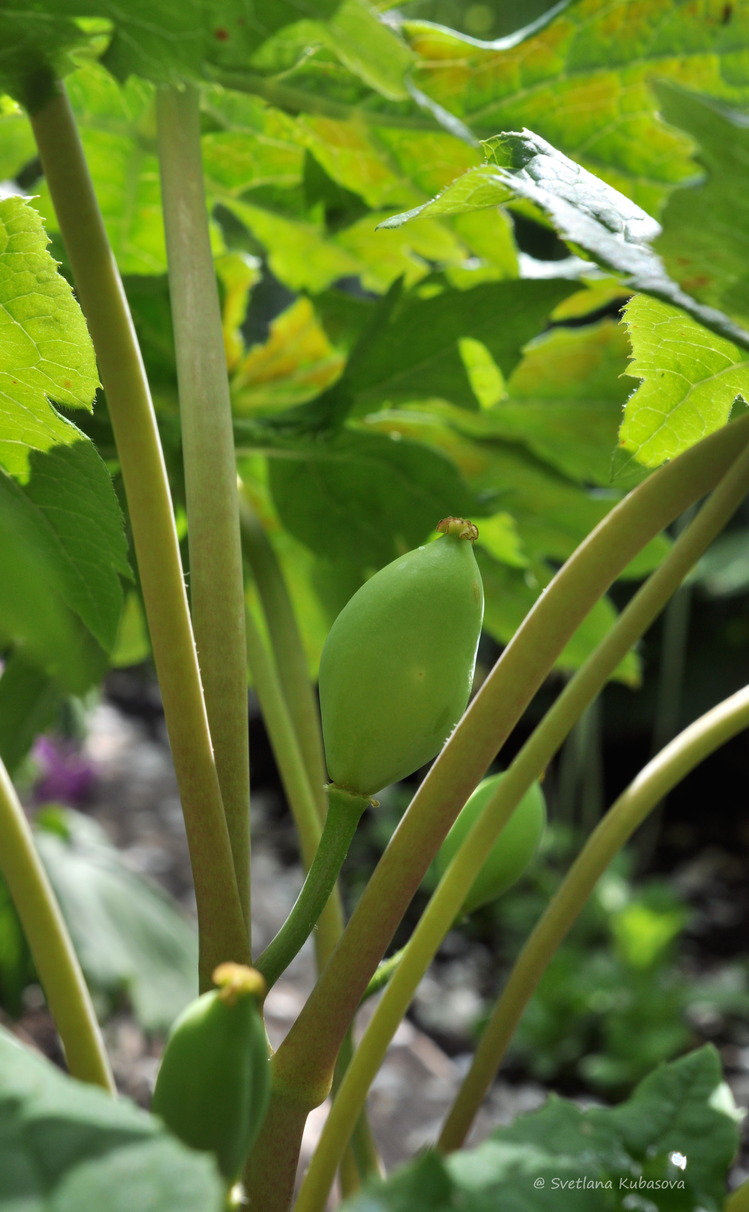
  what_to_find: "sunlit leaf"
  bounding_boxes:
[232,296,344,412]
[620,293,749,468]
[403,0,749,213]
[380,128,749,351]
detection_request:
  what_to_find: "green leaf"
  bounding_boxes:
[341,1047,740,1212]
[404,0,749,214]
[0,194,130,657]
[606,1047,741,1210]
[491,320,633,486]
[654,82,749,330]
[35,808,198,1033]
[0,194,99,473]
[0,1026,225,1211]
[478,553,640,685]
[0,99,36,181]
[379,129,749,352]
[0,653,61,776]
[34,804,198,1032]
[267,428,477,571]
[362,403,667,579]
[620,293,749,468]
[4,0,345,98]
[318,0,413,101]
[0,470,102,692]
[0,12,99,106]
[347,278,576,410]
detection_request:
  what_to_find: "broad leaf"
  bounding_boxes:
[231,296,344,413]
[655,81,749,330]
[0,479,94,691]
[620,294,749,468]
[476,320,633,486]
[266,428,477,571]
[347,278,576,411]
[341,1047,740,1212]
[3,0,345,96]
[478,554,640,685]
[403,0,749,213]
[379,130,749,351]
[35,807,198,1032]
[0,1027,225,1211]
[0,196,130,657]
[0,194,99,475]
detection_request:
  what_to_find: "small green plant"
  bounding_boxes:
[0,3,748,1211]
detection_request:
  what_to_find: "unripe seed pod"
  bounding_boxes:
[435,773,546,913]
[319,518,484,797]
[151,963,270,1182]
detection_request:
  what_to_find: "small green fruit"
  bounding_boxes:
[151,963,270,1182]
[318,518,484,796]
[435,773,546,913]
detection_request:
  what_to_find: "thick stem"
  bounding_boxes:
[156,84,251,924]
[29,81,249,987]
[0,760,114,1091]
[439,683,749,1151]
[240,495,328,826]
[255,787,369,989]
[272,414,749,1102]
[287,426,749,1212]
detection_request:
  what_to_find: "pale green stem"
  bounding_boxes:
[29,81,249,988]
[156,84,250,925]
[243,596,378,1179]
[439,682,749,1151]
[0,759,114,1091]
[240,494,328,826]
[291,432,749,1212]
[255,786,369,989]
[244,606,345,974]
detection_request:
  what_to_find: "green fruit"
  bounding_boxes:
[435,773,546,913]
[319,518,484,797]
[151,964,270,1182]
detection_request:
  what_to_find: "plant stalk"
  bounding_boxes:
[156,84,251,925]
[439,682,749,1151]
[0,759,114,1092]
[244,606,345,974]
[240,494,328,826]
[255,786,369,989]
[28,80,249,987]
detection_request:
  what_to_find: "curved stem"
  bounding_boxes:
[28,81,249,988]
[291,432,749,1212]
[362,947,406,1002]
[0,759,114,1092]
[244,606,344,975]
[256,786,369,989]
[439,682,749,1151]
[240,494,328,827]
[156,84,250,926]
[269,413,749,1106]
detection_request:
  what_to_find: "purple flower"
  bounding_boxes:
[32,735,96,806]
